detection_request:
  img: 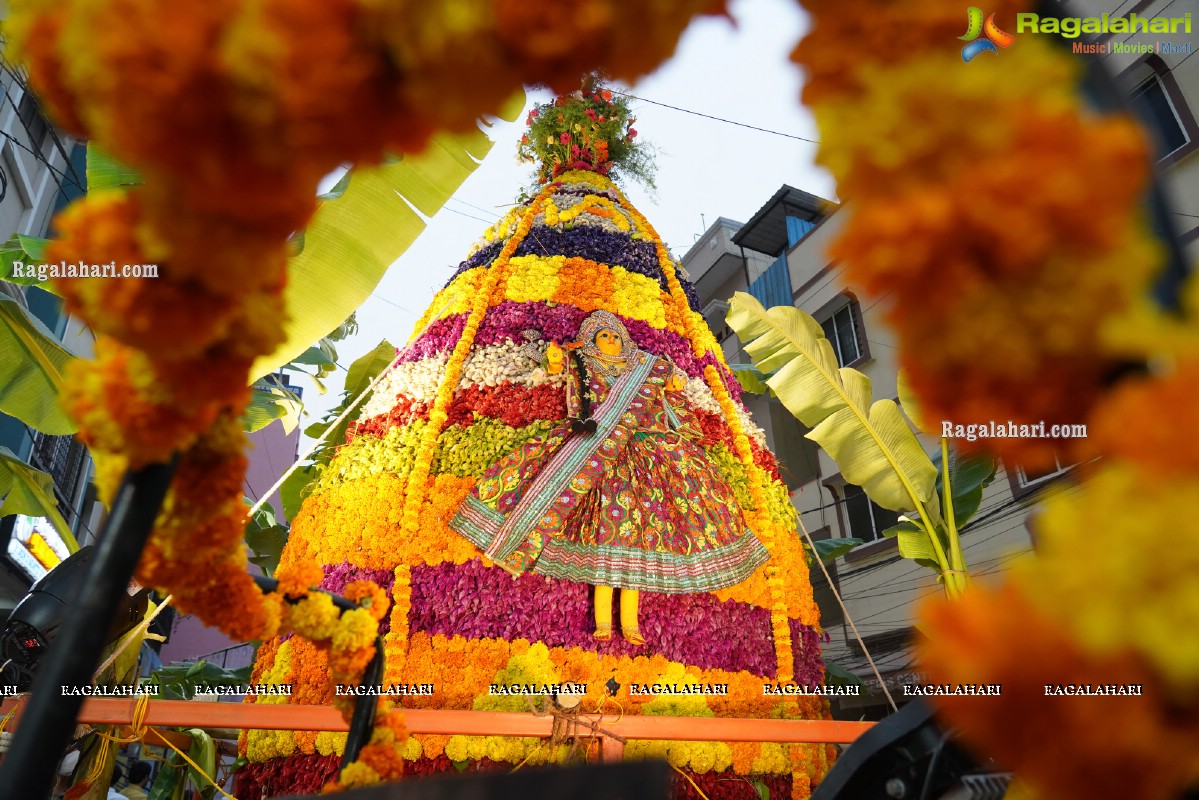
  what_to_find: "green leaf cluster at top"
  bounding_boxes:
[519,77,656,192]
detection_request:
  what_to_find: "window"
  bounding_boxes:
[30,431,87,526]
[702,299,732,344]
[842,485,900,543]
[1015,455,1073,489]
[1129,74,1189,158]
[819,300,864,367]
[16,90,49,154]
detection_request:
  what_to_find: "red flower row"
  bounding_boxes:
[237,753,794,798]
[348,383,781,482]
[350,383,567,442]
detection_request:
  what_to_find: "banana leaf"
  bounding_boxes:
[0,234,58,294]
[241,382,303,434]
[245,500,289,578]
[0,289,77,434]
[249,91,526,379]
[0,445,77,551]
[931,447,998,526]
[86,144,142,190]
[184,728,217,800]
[726,293,936,513]
[303,339,396,466]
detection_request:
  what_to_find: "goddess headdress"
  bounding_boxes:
[576,310,637,361]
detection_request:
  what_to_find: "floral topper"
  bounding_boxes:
[518,76,656,190]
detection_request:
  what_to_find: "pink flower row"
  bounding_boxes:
[402,301,743,404]
[406,558,822,679]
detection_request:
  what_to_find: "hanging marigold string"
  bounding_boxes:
[792,2,1199,799]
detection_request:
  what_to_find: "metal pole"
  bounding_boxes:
[0,459,177,798]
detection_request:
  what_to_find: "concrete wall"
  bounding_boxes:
[1076,0,1199,258]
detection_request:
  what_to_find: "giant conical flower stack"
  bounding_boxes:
[239,89,833,798]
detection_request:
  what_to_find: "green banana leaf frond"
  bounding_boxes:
[726,292,936,513]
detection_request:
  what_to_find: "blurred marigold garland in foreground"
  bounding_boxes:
[794,2,1199,798]
[7,0,733,790]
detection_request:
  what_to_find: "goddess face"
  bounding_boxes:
[594,328,624,357]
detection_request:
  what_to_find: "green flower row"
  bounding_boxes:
[311,422,797,536]
[312,418,558,495]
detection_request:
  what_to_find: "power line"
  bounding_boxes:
[440,205,494,225]
[609,89,820,144]
[447,197,509,219]
[369,292,417,316]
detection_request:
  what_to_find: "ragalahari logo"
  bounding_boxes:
[960,7,1016,61]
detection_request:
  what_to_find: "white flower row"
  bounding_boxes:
[357,352,449,420]
[357,341,567,421]
[680,377,767,447]
[358,344,767,449]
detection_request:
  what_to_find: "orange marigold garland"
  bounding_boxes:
[273,560,405,790]
[398,198,545,540]
[793,4,1161,470]
[628,193,799,683]
[7,1,740,792]
[791,3,1199,798]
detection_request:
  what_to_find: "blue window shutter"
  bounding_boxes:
[786,216,815,248]
[748,254,793,309]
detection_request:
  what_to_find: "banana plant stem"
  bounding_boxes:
[907,498,957,599]
[940,438,969,597]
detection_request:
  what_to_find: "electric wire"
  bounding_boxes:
[610,89,820,144]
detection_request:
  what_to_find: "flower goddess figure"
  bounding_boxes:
[451,310,770,644]
[238,83,833,799]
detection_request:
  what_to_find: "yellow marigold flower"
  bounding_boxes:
[918,582,1199,800]
[792,0,1027,104]
[1016,464,1199,689]
[332,607,380,654]
[332,760,381,790]
[287,593,341,641]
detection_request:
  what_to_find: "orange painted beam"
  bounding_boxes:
[140,727,194,752]
[1,698,872,744]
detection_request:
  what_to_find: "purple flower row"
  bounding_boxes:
[449,240,505,281]
[790,617,826,689]
[514,225,663,281]
[319,561,397,634]
[407,558,815,679]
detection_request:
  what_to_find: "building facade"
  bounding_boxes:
[0,57,96,611]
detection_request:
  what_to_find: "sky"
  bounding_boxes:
[300,0,832,434]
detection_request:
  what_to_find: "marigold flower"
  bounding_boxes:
[918,582,1199,800]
